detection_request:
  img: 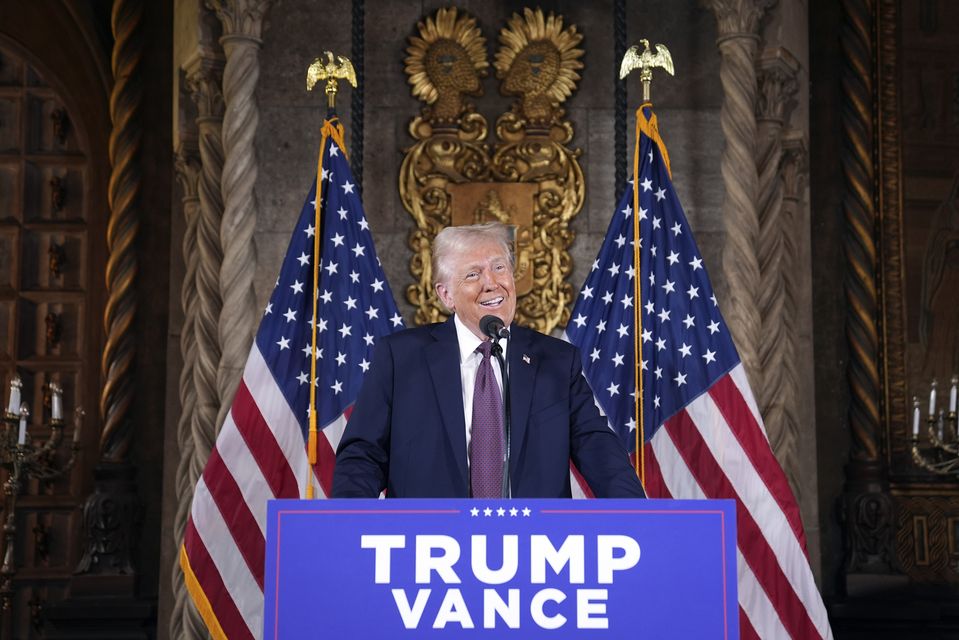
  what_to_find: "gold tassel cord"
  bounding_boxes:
[632,108,644,486]
[631,103,674,489]
[305,117,348,499]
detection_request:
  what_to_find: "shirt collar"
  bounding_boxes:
[453,314,508,362]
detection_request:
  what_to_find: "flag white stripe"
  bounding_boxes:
[215,411,272,536]
[190,477,261,639]
[650,415,797,638]
[570,470,588,499]
[729,365,766,440]
[685,384,832,638]
[322,413,348,453]
[245,346,311,490]
[737,548,791,639]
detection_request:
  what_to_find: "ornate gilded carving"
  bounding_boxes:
[405,7,488,124]
[32,522,49,562]
[50,107,68,145]
[877,0,910,468]
[401,7,585,333]
[844,489,897,573]
[45,312,61,349]
[27,591,43,632]
[495,8,583,126]
[76,465,140,576]
[895,495,959,583]
[48,242,66,279]
[49,176,65,213]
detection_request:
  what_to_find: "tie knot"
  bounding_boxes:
[476,340,493,359]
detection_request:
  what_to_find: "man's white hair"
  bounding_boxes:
[431,222,514,286]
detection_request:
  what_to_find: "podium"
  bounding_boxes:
[264,499,737,638]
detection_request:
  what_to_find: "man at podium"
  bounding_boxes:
[333,222,645,499]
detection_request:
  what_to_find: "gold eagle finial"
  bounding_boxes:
[306,51,357,107]
[619,39,674,102]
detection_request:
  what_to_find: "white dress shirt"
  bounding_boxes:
[453,314,507,455]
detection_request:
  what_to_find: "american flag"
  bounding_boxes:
[565,107,832,639]
[180,116,403,640]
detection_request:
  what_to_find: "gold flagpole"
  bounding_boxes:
[303,52,357,499]
[619,40,675,488]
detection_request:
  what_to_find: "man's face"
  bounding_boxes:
[435,238,516,340]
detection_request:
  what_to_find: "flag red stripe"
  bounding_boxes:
[709,375,807,550]
[232,381,299,499]
[640,445,671,499]
[739,606,760,640]
[202,448,266,588]
[665,409,820,640]
[312,429,337,496]
[184,520,254,640]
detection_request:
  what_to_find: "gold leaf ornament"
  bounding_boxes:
[404,7,489,123]
[494,8,584,125]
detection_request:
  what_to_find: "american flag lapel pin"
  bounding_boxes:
[522,354,531,364]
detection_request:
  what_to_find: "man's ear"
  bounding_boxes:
[435,283,453,311]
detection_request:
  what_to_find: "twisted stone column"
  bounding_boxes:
[184,58,226,487]
[171,145,201,640]
[755,48,800,494]
[99,0,143,462]
[207,0,272,427]
[178,55,226,640]
[778,131,808,502]
[706,0,775,393]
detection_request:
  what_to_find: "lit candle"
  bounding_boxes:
[912,397,921,438]
[51,383,63,421]
[929,379,938,416]
[950,375,958,414]
[17,403,29,446]
[7,375,21,416]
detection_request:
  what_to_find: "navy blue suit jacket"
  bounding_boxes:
[332,317,646,498]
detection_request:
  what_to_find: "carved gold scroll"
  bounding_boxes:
[399,7,585,333]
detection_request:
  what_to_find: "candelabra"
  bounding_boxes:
[910,374,959,475]
[1,376,82,635]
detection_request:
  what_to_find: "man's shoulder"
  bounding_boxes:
[512,325,578,357]
[380,322,446,349]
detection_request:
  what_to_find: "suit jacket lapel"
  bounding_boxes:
[507,325,535,479]
[426,318,469,489]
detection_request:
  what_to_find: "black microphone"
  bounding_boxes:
[480,315,510,340]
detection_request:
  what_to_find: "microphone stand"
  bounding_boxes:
[490,338,511,499]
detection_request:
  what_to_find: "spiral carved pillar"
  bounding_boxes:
[840,0,897,585]
[72,0,144,588]
[185,58,226,499]
[180,56,226,640]
[755,48,800,495]
[207,0,272,427]
[99,0,143,463]
[171,144,201,640]
[706,0,775,394]
[779,130,808,500]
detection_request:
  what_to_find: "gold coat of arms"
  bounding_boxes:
[399,7,585,333]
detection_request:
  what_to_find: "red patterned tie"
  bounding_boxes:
[470,341,504,498]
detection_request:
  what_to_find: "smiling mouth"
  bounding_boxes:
[480,297,504,307]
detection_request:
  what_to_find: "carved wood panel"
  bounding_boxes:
[0,38,91,638]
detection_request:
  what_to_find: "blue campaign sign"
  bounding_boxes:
[264,499,737,639]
